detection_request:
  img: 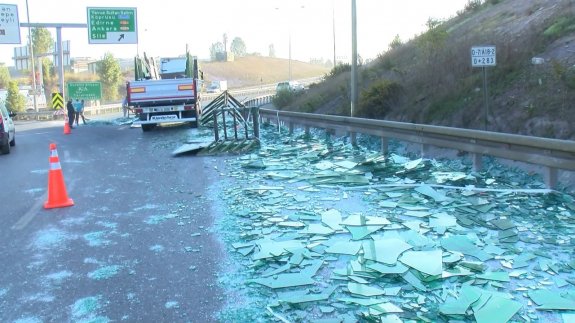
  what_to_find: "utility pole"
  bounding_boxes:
[25,0,37,111]
[350,0,358,117]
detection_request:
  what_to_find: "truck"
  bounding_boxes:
[206,80,227,93]
[127,52,202,132]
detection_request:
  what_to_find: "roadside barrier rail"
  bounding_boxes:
[13,104,122,121]
[256,108,575,189]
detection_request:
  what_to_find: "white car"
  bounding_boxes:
[0,102,16,154]
[276,81,305,94]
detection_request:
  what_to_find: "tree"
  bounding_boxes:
[97,52,123,101]
[389,34,402,50]
[209,42,224,61]
[32,27,53,55]
[6,81,25,112]
[269,44,276,58]
[0,64,11,89]
[230,37,247,57]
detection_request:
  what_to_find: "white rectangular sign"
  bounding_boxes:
[0,4,21,44]
[471,46,496,67]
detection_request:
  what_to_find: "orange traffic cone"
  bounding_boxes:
[64,119,71,135]
[44,143,74,209]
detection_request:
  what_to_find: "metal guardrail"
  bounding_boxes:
[256,108,575,188]
[12,104,122,121]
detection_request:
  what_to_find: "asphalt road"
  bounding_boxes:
[0,118,227,322]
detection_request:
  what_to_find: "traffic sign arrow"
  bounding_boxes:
[118,34,125,41]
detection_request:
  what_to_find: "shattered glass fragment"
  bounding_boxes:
[399,249,443,276]
[347,282,386,297]
[363,238,413,265]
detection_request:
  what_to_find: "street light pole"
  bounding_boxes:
[25,0,38,111]
[289,30,292,81]
[351,0,358,117]
[333,0,336,67]
[276,5,303,82]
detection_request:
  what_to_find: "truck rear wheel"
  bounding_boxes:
[142,124,156,132]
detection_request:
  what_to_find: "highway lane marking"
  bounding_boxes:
[16,132,54,136]
[11,192,47,230]
[12,180,77,231]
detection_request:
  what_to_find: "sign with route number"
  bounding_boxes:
[471,46,496,67]
[87,7,138,44]
[0,4,20,44]
[67,82,102,100]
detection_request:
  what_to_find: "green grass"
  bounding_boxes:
[543,16,575,39]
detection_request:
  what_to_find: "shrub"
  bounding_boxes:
[272,90,296,109]
[464,0,483,12]
[356,80,403,119]
[325,63,351,80]
[388,34,402,50]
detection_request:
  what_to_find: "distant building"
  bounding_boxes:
[71,57,98,73]
[215,51,234,62]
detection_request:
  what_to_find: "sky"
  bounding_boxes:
[1,0,469,66]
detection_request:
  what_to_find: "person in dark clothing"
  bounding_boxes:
[66,99,75,128]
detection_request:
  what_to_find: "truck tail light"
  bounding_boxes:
[0,116,4,131]
[184,105,193,111]
[134,108,143,113]
[130,87,146,93]
[178,84,194,91]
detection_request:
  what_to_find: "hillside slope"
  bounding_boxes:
[288,0,575,140]
[201,56,329,89]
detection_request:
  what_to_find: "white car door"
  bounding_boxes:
[0,105,14,141]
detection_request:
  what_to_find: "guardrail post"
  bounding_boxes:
[213,110,219,141]
[305,126,310,136]
[472,153,483,172]
[232,110,239,140]
[381,137,389,155]
[546,167,558,189]
[326,129,335,142]
[350,132,357,146]
[421,143,430,158]
[289,122,294,135]
[222,107,228,140]
[251,106,260,139]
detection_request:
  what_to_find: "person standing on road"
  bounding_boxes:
[73,99,82,126]
[122,96,129,118]
[76,99,87,125]
[66,99,75,128]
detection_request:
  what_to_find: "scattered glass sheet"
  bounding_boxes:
[363,238,413,265]
[249,272,315,289]
[218,128,575,322]
[341,214,391,226]
[321,209,344,231]
[366,262,409,275]
[528,290,575,310]
[324,240,362,255]
[414,185,451,203]
[399,249,443,276]
[345,225,384,240]
[278,286,337,304]
[473,295,522,323]
[476,271,510,282]
[440,235,492,261]
[347,282,386,297]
